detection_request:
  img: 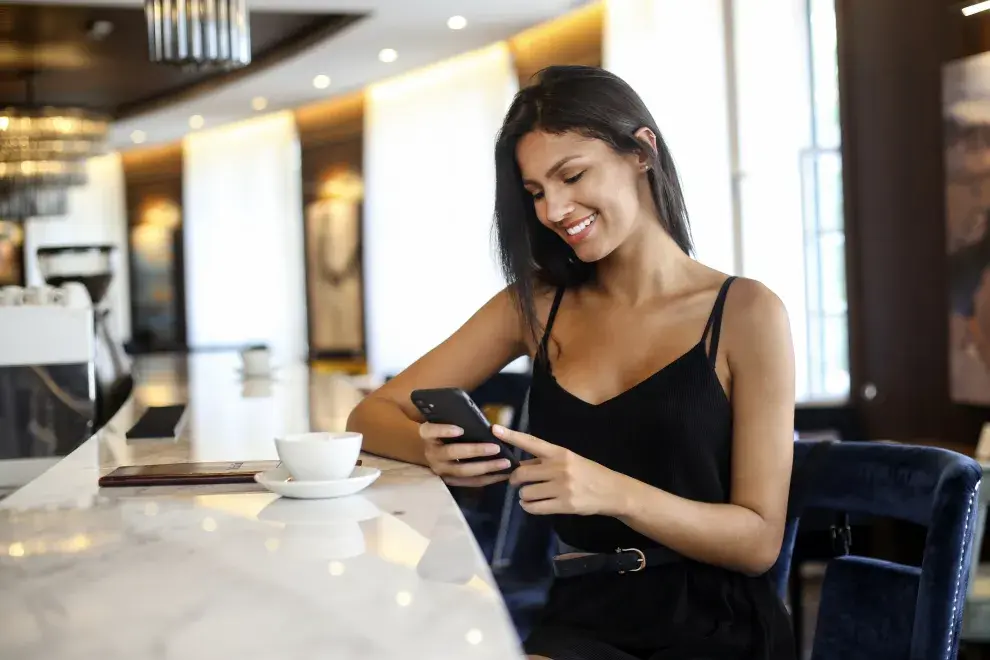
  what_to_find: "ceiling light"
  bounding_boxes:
[189,115,204,129]
[144,0,251,70]
[0,107,108,197]
[313,74,331,89]
[447,16,467,30]
[963,1,990,15]
[378,48,398,63]
[131,130,146,144]
[251,96,268,111]
[85,19,115,41]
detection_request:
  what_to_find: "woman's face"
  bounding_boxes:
[516,130,652,263]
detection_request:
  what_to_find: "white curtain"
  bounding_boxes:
[183,111,307,361]
[604,0,737,275]
[605,0,821,401]
[363,43,520,378]
[731,0,814,400]
[24,153,131,341]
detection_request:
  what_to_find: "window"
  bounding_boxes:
[604,0,848,402]
[801,0,849,400]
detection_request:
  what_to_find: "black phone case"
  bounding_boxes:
[410,388,519,470]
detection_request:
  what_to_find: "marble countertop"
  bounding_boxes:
[0,353,524,660]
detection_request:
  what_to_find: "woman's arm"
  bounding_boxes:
[610,280,795,575]
[501,279,795,576]
[346,288,529,466]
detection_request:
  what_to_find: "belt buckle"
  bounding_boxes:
[616,547,646,574]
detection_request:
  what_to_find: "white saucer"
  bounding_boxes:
[255,465,381,500]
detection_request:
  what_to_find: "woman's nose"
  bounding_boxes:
[545,191,574,224]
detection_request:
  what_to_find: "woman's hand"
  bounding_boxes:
[419,422,512,487]
[494,425,626,516]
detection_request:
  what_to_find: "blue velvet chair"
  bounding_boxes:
[768,513,801,601]
[961,462,990,643]
[791,440,982,660]
[449,372,532,562]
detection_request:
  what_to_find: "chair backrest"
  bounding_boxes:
[470,372,532,431]
[766,432,803,600]
[768,515,800,601]
[792,440,982,660]
[959,463,990,642]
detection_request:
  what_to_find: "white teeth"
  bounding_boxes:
[565,213,597,236]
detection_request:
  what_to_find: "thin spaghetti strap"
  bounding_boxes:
[537,287,566,366]
[701,276,736,366]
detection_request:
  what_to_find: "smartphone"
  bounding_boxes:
[410,387,519,472]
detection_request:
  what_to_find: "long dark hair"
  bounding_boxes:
[493,65,693,343]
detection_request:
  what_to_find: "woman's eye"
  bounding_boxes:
[564,171,585,185]
[531,190,545,201]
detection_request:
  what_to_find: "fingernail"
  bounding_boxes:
[492,425,505,436]
[449,426,463,436]
[497,459,511,469]
[484,444,501,455]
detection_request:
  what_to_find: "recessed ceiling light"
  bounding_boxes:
[189,115,205,130]
[130,130,146,144]
[447,15,467,30]
[963,1,990,15]
[378,48,398,63]
[313,74,331,89]
[251,96,268,111]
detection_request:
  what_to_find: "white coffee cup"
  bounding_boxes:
[23,285,64,306]
[240,345,271,377]
[275,431,363,482]
[0,286,25,306]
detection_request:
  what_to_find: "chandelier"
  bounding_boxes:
[145,0,252,69]
[0,105,108,221]
[0,107,109,191]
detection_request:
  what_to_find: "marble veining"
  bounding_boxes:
[0,353,524,660]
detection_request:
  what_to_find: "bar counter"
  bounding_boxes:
[0,353,523,660]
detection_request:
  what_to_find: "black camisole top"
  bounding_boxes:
[522,277,795,660]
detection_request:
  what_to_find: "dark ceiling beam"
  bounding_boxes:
[114,13,366,120]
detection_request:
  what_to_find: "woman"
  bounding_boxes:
[346,65,796,660]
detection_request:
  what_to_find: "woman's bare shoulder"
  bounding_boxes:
[721,276,791,360]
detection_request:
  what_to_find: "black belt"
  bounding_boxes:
[552,545,682,578]
[552,439,851,580]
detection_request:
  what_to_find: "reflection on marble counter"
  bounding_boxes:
[0,353,523,660]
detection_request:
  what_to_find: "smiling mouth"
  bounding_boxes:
[564,213,597,236]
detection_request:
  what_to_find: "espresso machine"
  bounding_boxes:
[0,282,96,490]
[36,244,131,424]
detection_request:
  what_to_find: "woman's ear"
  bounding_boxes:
[633,127,659,172]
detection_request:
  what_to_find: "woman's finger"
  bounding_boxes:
[443,474,510,488]
[518,481,557,502]
[419,422,463,440]
[437,442,503,462]
[520,498,559,515]
[442,458,512,478]
[510,463,556,486]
